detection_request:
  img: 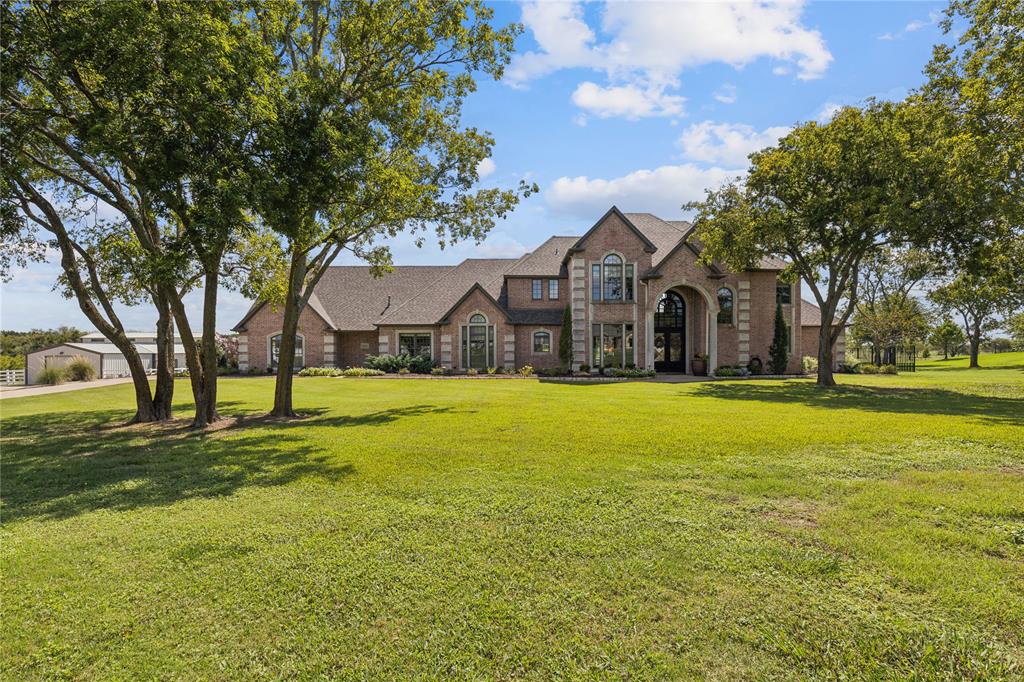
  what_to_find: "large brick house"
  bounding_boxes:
[233,207,843,374]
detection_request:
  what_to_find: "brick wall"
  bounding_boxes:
[238,303,329,371]
[506,277,567,309]
[800,325,845,369]
[335,330,378,368]
[514,325,562,369]
[439,289,514,371]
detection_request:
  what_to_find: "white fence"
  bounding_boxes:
[0,369,25,385]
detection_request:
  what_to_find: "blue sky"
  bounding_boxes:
[1,1,948,332]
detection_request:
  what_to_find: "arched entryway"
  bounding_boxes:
[653,291,686,372]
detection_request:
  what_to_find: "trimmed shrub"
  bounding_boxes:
[611,368,655,378]
[65,356,96,381]
[837,363,859,374]
[801,355,818,374]
[364,353,435,374]
[859,363,879,374]
[537,367,566,377]
[397,367,411,375]
[578,364,590,373]
[518,365,534,377]
[38,366,66,385]
[430,367,447,376]
[494,366,506,375]
[341,367,384,377]
[466,367,478,376]
[714,366,739,377]
[879,364,899,375]
[486,366,497,375]
[298,367,342,377]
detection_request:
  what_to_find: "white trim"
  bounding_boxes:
[531,328,553,354]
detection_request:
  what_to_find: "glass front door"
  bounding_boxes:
[468,325,488,370]
[654,291,686,372]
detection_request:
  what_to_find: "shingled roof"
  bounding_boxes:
[504,236,576,277]
[376,258,517,326]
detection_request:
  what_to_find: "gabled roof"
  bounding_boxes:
[801,299,822,326]
[571,206,657,254]
[624,213,692,258]
[376,258,517,326]
[437,283,511,324]
[504,236,576,277]
[232,265,453,332]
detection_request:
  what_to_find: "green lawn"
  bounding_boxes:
[2,354,1022,679]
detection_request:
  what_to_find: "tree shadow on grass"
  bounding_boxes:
[689,382,1024,425]
[1,403,461,523]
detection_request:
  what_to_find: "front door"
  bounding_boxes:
[654,291,686,372]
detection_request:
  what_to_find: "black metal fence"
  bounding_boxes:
[852,345,917,372]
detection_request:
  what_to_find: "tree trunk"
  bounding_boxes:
[816,323,836,387]
[163,285,209,427]
[152,293,175,420]
[271,250,308,418]
[198,268,221,425]
[968,323,981,368]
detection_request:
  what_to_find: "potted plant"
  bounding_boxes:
[692,353,708,376]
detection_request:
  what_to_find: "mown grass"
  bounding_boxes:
[2,353,1022,679]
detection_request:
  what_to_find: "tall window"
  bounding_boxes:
[533,331,551,353]
[398,333,432,358]
[717,287,734,324]
[591,264,601,301]
[532,279,543,300]
[603,254,623,300]
[591,323,634,368]
[548,279,559,300]
[461,314,495,370]
[625,264,634,301]
[270,333,303,370]
[776,283,792,305]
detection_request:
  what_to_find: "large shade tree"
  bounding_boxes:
[2,0,271,426]
[249,0,533,417]
[687,101,954,386]
[850,248,934,363]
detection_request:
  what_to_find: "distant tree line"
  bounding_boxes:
[0,327,83,368]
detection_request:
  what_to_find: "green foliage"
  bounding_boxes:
[341,368,384,377]
[929,319,966,359]
[610,368,655,378]
[518,365,534,377]
[486,367,497,375]
[769,302,789,374]
[430,367,447,376]
[859,363,880,375]
[879,364,899,375]
[1007,313,1024,351]
[297,367,343,377]
[0,355,23,370]
[397,368,411,376]
[364,353,435,374]
[36,366,66,385]
[0,328,82,357]
[65,357,96,382]
[466,368,478,376]
[558,305,573,368]
[713,367,739,377]
[802,356,819,374]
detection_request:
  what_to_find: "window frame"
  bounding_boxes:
[461,312,495,370]
[716,286,735,325]
[592,254,635,303]
[269,332,305,371]
[397,331,433,359]
[548,279,559,300]
[590,322,635,368]
[532,330,552,354]
[776,283,792,305]
[532,279,543,300]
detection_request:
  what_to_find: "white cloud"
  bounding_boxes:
[879,10,941,40]
[476,158,496,179]
[571,81,684,119]
[678,121,791,167]
[713,83,737,104]
[507,0,832,119]
[547,163,741,219]
[815,102,843,123]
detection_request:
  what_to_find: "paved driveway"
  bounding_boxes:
[0,377,134,400]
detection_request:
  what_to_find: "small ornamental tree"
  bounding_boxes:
[928,319,965,359]
[559,304,573,369]
[769,301,789,374]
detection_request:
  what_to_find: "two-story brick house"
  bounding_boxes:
[232,207,842,374]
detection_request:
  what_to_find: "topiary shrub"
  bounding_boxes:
[38,366,66,385]
[65,356,96,381]
[769,301,790,374]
